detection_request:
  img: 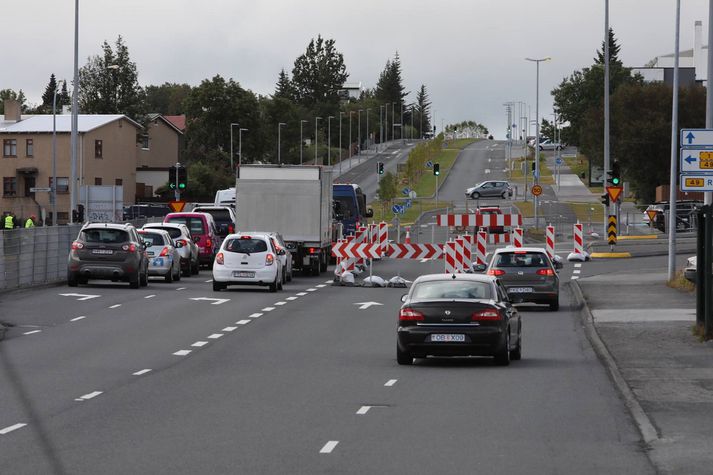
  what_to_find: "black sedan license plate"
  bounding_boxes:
[233,271,255,278]
[509,287,533,293]
[430,334,465,342]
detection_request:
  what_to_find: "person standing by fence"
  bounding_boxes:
[4,213,14,230]
[24,215,36,228]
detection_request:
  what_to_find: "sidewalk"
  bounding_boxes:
[574,269,713,474]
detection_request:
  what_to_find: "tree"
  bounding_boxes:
[0,89,28,113]
[375,52,410,137]
[540,118,555,142]
[274,68,296,101]
[291,35,349,107]
[40,74,58,112]
[144,83,192,115]
[415,84,431,138]
[378,171,398,203]
[78,35,145,118]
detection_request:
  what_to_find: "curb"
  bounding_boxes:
[569,280,660,445]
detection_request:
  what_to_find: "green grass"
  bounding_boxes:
[371,200,453,225]
[667,270,695,293]
[569,203,604,223]
[512,201,535,218]
[411,149,460,198]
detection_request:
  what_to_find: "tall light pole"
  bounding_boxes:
[366,108,371,152]
[327,116,334,166]
[315,116,322,164]
[604,0,611,237]
[52,81,64,225]
[668,0,681,280]
[230,123,239,170]
[385,103,391,142]
[391,103,396,141]
[238,128,247,168]
[277,122,286,165]
[348,111,353,158]
[70,0,80,221]
[358,109,363,156]
[707,0,713,207]
[411,105,414,140]
[339,112,344,173]
[525,56,551,229]
[300,119,307,165]
[380,105,384,145]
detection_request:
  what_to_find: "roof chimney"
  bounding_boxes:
[3,99,21,122]
[695,21,705,82]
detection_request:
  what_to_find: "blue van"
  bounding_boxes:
[333,184,373,237]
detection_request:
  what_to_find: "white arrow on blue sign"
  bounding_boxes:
[392,204,405,214]
[555,157,563,166]
[426,161,433,168]
[405,199,412,208]
[680,148,713,173]
[681,129,713,148]
[402,187,410,196]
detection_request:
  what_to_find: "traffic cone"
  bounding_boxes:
[405,227,411,244]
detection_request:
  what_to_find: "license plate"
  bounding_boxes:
[233,271,255,278]
[509,287,533,293]
[152,258,164,266]
[430,334,465,342]
[147,252,155,257]
[92,249,113,255]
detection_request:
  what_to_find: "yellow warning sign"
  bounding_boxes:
[607,215,617,245]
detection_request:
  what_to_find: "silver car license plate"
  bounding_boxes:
[430,334,465,342]
[91,249,113,255]
[509,287,533,293]
[233,271,255,278]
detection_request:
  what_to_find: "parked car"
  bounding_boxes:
[163,212,219,268]
[67,222,149,288]
[212,232,285,292]
[192,206,237,243]
[647,201,702,232]
[396,273,522,366]
[267,231,293,283]
[465,181,513,200]
[137,229,182,283]
[486,246,562,310]
[684,255,697,283]
[538,139,562,151]
[141,222,199,276]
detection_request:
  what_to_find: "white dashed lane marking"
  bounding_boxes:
[319,441,339,454]
[385,379,397,387]
[191,341,209,347]
[0,423,27,435]
[205,279,213,283]
[236,320,251,325]
[286,297,298,301]
[23,330,41,335]
[75,391,103,402]
[176,287,186,291]
[296,292,308,296]
[324,280,333,284]
[222,326,238,332]
[307,288,317,292]
[207,334,223,339]
[144,295,156,299]
[262,307,275,312]
[70,316,86,322]
[573,270,581,274]
[571,276,579,280]
[356,406,371,415]
[275,301,287,306]
[248,313,263,318]
[574,263,582,268]
[316,284,326,288]
[173,350,192,356]
[109,304,121,309]
[132,369,152,376]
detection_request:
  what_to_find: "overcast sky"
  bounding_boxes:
[3,0,711,137]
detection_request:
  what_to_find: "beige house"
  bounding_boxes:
[0,100,182,224]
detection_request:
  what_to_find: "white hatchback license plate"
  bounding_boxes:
[430,334,465,342]
[509,287,533,293]
[92,249,113,255]
[233,271,255,278]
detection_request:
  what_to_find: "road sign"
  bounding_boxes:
[169,200,186,212]
[401,187,410,196]
[555,157,563,166]
[681,129,713,147]
[679,149,713,173]
[606,186,623,203]
[531,184,543,196]
[680,174,713,191]
[646,209,658,223]
[392,204,405,215]
[331,242,383,259]
[408,190,417,199]
[387,243,444,259]
[608,215,617,245]
[405,199,412,208]
[29,187,51,193]
[426,161,433,168]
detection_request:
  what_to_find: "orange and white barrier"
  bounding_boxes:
[545,225,555,259]
[475,231,487,265]
[444,240,459,274]
[573,222,584,255]
[513,227,523,248]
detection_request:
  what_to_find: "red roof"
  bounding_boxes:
[164,115,186,132]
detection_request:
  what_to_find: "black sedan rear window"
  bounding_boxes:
[225,238,268,254]
[411,281,492,300]
[81,229,129,244]
[495,252,548,267]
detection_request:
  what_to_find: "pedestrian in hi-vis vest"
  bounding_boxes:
[24,215,36,228]
[4,213,14,229]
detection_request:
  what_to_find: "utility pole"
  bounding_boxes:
[604,0,611,237]
[70,0,79,221]
[706,0,713,206]
[668,0,681,281]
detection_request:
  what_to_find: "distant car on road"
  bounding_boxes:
[474,206,505,234]
[141,222,200,276]
[212,232,285,292]
[396,273,522,366]
[538,139,562,151]
[684,255,697,283]
[465,180,513,200]
[486,247,562,310]
[138,229,181,283]
[164,212,219,268]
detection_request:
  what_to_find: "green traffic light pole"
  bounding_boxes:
[174,162,180,201]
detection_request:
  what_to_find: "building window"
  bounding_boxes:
[94,177,103,186]
[25,139,33,157]
[3,139,17,157]
[115,178,123,186]
[3,177,17,196]
[95,140,103,158]
[140,135,149,149]
[49,177,69,193]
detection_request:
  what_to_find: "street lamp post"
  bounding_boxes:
[300,119,307,165]
[238,128,247,168]
[380,105,384,146]
[366,108,371,153]
[348,111,353,159]
[391,103,396,141]
[277,122,286,164]
[525,56,551,229]
[70,0,80,222]
[327,116,334,166]
[357,109,363,157]
[51,82,64,225]
[385,103,391,142]
[315,116,322,164]
[230,123,239,170]
[339,112,344,173]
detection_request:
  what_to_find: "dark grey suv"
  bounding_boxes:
[67,223,149,288]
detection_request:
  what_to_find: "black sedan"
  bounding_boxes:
[397,273,522,366]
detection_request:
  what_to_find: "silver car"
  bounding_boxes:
[465,181,513,200]
[485,247,561,311]
[142,222,200,276]
[267,232,293,283]
[138,229,182,283]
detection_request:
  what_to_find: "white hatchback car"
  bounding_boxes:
[212,233,284,292]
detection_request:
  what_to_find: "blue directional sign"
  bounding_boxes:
[555,157,563,166]
[402,187,410,196]
[405,199,412,209]
[681,175,713,192]
[681,129,713,148]
[426,161,433,168]
[392,204,405,214]
[680,149,713,173]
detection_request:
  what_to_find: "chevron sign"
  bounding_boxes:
[331,242,383,259]
[387,243,444,259]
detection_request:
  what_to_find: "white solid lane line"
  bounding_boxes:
[144,295,156,299]
[236,320,251,325]
[286,297,298,301]
[173,350,192,356]
[356,406,371,415]
[176,287,186,291]
[132,369,152,376]
[319,441,339,454]
[75,391,103,401]
[574,263,582,268]
[222,326,238,332]
[248,313,263,318]
[0,423,27,435]
[385,379,397,387]
[23,330,41,335]
[296,292,308,296]
[262,307,275,312]
[207,334,223,339]
[70,316,86,322]
[109,304,121,309]
[275,301,287,306]
[191,341,209,347]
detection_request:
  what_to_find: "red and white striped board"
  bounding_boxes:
[332,241,383,259]
[513,227,523,248]
[475,231,487,265]
[356,225,369,265]
[573,222,584,255]
[444,240,460,274]
[387,243,443,260]
[436,213,523,228]
[546,225,555,259]
[455,236,470,272]
[487,233,512,244]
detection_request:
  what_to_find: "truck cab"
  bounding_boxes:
[333,183,372,237]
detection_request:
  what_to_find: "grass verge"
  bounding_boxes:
[667,270,695,293]
[569,203,604,223]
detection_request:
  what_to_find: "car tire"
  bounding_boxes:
[320,253,328,272]
[278,276,284,291]
[471,192,480,199]
[67,271,79,287]
[165,268,173,283]
[140,268,149,287]
[510,333,522,361]
[212,280,224,292]
[174,265,181,282]
[501,191,508,199]
[396,344,413,365]
[191,259,199,275]
[549,299,560,311]
[129,269,140,289]
[287,270,293,282]
[494,330,511,366]
[269,276,278,292]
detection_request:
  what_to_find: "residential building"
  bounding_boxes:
[136,113,184,199]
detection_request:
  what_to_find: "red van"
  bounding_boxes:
[163,212,219,268]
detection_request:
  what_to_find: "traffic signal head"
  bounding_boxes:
[610,161,621,185]
[600,192,610,206]
[177,166,188,190]
[433,163,440,176]
[168,166,177,190]
[377,162,384,175]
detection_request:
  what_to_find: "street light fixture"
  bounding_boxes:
[525,56,551,229]
[315,116,322,164]
[300,119,308,165]
[277,122,286,165]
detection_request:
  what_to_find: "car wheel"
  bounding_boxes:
[212,280,224,292]
[494,330,511,366]
[510,333,522,361]
[140,268,149,287]
[549,299,560,311]
[281,269,287,285]
[67,271,79,287]
[165,268,173,283]
[174,265,181,282]
[278,275,284,291]
[320,253,328,272]
[129,269,140,289]
[191,258,199,275]
[287,269,293,282]
[396,343,413,365]
[269,276,278,292]
[471,192,480,199]
[501,191,508,199]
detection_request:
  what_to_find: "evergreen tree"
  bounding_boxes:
[291,35,348,107]
[415,84,431,137]
[274,68,295,101]
[595,28,622,65]
[59,81,71,109]
[41,74,58,111]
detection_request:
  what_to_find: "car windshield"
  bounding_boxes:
[495,252,549,268]
[166,217,205,235]
[80,229,129,244]
[225,237,267,253]
[138,232,164,247]
[411,281,492,300]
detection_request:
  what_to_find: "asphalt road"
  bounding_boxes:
[0,139,656,474]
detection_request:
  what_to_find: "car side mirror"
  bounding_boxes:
[366,208,374,218]
[142,242,148,250]
[175,241,183,248]
[277,248,286,256]
[472,263,487,273]
[401,294,408,303]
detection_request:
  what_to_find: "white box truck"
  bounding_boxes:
[235,165,333,276]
